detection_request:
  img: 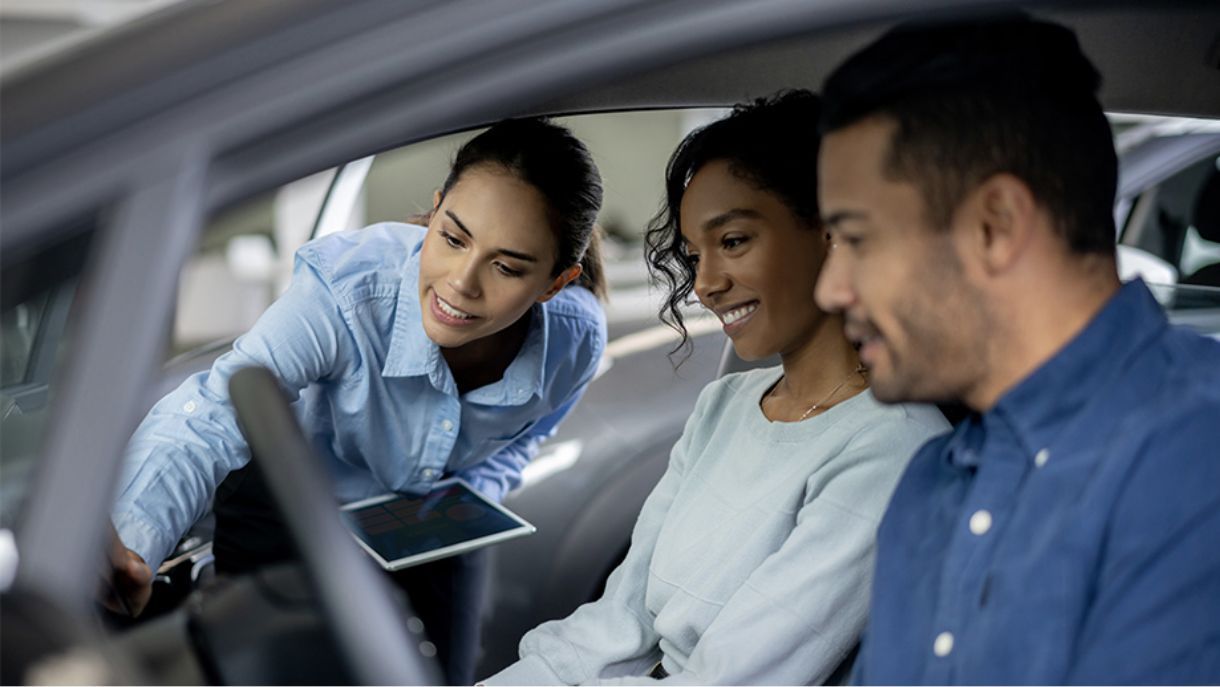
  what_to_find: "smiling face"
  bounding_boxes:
[681,160,830,361]
[418,164,569,351]
[815,117,992,404]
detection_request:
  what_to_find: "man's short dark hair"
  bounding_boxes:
[820,14,1117,256]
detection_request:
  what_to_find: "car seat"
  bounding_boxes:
[1180,166,1220,288]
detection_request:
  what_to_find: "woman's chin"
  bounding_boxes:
[729,340,775,363]
[423,318,471,349]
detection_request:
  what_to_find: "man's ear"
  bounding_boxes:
[961,173,1038,276]
[537,265,583,303]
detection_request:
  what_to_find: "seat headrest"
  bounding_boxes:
[1193,164,1220,243]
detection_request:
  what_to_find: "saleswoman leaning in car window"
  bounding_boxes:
[107,118,608,685]
[484,92,948,686]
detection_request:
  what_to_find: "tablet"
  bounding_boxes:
[340,478,535,571]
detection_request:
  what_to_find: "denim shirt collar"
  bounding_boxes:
[382,239,547,405]
[981,278,1167,462]
[942,280,1166,470]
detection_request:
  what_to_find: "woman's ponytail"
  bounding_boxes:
[575,226,606,301]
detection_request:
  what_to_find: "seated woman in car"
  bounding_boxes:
[483,90,948,685]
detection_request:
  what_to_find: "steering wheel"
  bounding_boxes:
[228,366,442,685]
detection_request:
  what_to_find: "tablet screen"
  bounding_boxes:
[341,478,534,570]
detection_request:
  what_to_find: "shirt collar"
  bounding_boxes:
[987,278,1168,459]
[944,413,985,469]
[383,240,446,385]
[464,302,548,406]
[382,242,549,405]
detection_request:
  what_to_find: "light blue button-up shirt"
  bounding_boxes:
[113,222,606,570]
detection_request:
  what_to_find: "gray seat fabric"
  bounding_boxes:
[1181,166,1220,288]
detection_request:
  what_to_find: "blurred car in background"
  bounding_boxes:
[1113,116,1220,288]
[3,0,1219,684]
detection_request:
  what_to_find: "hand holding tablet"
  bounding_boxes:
[341,478,535,570]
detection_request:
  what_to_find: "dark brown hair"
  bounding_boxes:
[821,14,1117,256]
[437,118,606,299]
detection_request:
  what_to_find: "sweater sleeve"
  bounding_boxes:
[482,383,717,685]
[595,413,927,686]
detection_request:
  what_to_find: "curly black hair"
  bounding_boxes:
[644,89,823,363]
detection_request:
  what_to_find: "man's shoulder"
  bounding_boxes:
[1102,336,1220,577]
[1161,324,1220,376]
[1102,327,1220,515]
[1144,325,1220,430]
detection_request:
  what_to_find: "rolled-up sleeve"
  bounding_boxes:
[112,255,352,570]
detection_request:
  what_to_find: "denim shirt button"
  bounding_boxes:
[441,419,454,432]
[969,510,993,535]
[1034,448,1050,468]
[934,631,955,657]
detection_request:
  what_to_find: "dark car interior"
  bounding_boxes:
[1182,168,1220,287]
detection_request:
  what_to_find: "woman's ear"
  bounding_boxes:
[432,189,442,211]
[537,265,583,302]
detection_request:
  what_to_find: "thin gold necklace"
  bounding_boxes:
[770,364,867,421]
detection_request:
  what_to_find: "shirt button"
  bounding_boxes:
[933,631,954,657]
[183,401,197,413]
[441,419,454,432]
[421,468,438,479]
[1034,448,1050,468]
[969,509,992,535]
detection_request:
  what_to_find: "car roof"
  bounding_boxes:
[3,1,1218,252]
[5,2,1218,134]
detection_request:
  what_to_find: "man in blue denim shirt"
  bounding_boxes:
[815,15,1220,684]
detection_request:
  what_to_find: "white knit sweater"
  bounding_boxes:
[485,367,948,685]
